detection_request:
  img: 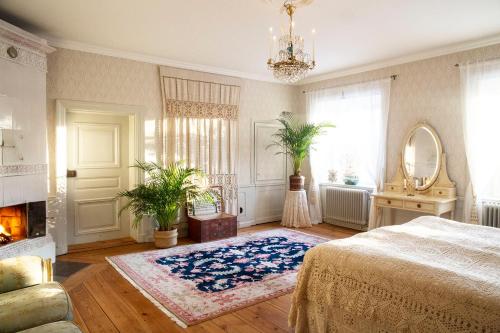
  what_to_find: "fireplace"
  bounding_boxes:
[0,201,46,246]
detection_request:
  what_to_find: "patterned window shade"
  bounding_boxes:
[160,74,241,215]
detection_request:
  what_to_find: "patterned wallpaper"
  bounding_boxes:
[47,43,500,223]
[46,48,295,192]
[297,43,500,221]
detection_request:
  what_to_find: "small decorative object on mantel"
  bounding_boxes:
[6,46,18,59]
[117,161,214,248]
[328,169,338,183]
[269,113,334,191]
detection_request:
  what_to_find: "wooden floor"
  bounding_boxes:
[59,222,359,333]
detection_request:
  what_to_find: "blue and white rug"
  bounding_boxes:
[107,229,328,327]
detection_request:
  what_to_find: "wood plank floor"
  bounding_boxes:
[59,222,359,333]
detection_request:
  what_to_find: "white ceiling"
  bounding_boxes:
[1,0,500,83]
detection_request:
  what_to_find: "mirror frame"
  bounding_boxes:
[401,123,443,192]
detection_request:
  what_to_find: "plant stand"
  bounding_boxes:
[281,190,312,228]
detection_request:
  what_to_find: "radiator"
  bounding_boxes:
[482,200,500,228]
[322,186,371,230]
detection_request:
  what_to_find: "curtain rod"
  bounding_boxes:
[454,57,500,67]
[301,74,398,94]
[162,76,241,88]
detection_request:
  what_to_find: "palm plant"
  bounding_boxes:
[271,113,334,176]
[117,161,214,231]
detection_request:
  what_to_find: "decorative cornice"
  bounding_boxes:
[298,33,500,85]
[0,38,48,72]
[0,164,47,177]
[0,19,54,54]
[35,31,500,86]
[0,19,54,72]
[45,37,279,83]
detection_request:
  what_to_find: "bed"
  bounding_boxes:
[289,216,500,333]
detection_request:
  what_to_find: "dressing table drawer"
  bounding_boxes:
[385,184,402,192]
[376,198,403,208]
[405,201,435,212]
[432,188,455,198]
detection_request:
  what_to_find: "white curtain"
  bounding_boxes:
[161,76,240,215]
[460,59,500,224]
[305,79,391,228]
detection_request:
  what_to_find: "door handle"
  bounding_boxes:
[67,170,77,178]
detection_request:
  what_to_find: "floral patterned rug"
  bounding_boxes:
[106,229,328,327]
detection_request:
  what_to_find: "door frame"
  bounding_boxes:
[55,100,145,255]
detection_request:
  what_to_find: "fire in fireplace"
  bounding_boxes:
[0,224,13,244]
[0,201,46,246]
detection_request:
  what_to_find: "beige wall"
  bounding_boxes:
[47,43,500,225]
[46,48,295,194]
[297,43,500,222]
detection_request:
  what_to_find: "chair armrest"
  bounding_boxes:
[0,256,52,293]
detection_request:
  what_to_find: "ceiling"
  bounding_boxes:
[1,0,500,83]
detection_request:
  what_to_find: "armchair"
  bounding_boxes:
[0,256,81,333]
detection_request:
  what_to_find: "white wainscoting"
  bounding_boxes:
[237,185,256,228]
[237,184,286,228]
[236,121,288,228]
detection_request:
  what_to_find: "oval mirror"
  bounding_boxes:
[402,124,442,191]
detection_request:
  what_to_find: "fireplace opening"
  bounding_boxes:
[0,201,46,246]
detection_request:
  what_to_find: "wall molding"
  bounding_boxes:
[298,33,500,85]
[42,32,500,86]
[45,37,278,83]
[0,163,47,177]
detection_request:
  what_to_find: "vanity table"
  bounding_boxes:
[372,123,457,222]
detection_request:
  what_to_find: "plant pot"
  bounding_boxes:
[343,175,359,186]
[154,228,178,248]
[289,175,305,191]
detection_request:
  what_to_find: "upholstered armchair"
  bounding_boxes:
[0,256,81,333]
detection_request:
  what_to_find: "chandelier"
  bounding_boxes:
[267,0,316,83]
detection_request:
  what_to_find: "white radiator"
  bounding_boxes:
[321,185,372,230]
[482,200,500,228]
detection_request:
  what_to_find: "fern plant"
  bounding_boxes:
[271,113,334,176]
[117,161,214,231]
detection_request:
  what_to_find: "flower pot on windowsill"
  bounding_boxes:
[289,174,305,191]
[154,228,178,248]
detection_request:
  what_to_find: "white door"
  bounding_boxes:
[66,112,130,245]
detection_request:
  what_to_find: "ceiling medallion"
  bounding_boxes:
[267,0,316,83]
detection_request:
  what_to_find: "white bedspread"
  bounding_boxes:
[289,216,500,333]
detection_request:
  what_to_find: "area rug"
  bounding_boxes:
[106,229,328,327]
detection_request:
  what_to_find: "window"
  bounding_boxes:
[306,79,391,188]
[460,59,500,222]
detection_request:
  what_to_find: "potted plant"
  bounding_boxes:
[117,161,213,248]
[271,113,334,191]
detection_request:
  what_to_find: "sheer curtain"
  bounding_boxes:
[306,79,391,228]
[460,59,500,224]
[161,75,240,215]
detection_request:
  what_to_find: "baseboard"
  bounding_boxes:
[238,220,254,229]
[323,218,368,231]
[255,215,283,224]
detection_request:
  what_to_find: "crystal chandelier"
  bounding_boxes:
[267,0,316,83]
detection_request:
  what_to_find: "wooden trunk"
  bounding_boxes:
[187,213,237,243]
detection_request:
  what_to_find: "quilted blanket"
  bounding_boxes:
[289,216,500,333]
